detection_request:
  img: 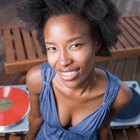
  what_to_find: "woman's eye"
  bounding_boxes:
[70,44,81,49]
[47,47,56,52]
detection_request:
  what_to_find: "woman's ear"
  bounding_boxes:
[95,37,102,53]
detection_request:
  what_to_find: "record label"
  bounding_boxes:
[0,86,29,126]
[0,98,13,112]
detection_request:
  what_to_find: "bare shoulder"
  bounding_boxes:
[98,80,132,139]
[26,65,42,95]
[112,80,132,110]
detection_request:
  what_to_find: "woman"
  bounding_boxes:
[17,0,132,140]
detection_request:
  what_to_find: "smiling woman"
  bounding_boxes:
[16,0,132,140]
[44,15,97,88]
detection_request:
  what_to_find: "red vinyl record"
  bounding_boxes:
[0,86,29,126]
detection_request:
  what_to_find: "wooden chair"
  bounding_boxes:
[0,16,140,74]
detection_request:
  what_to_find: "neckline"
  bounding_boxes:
[50,68,110,131]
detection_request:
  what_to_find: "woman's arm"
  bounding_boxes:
[26,65,44,140]
[98,81,132,140]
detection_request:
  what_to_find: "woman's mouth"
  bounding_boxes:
[58,69,80,81]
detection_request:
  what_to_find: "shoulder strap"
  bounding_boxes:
[103,70,120,105]
[41,62,55,83]
[40,62,55,101]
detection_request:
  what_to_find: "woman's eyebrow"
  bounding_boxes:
[67,36,82,43]
[45,36,82,45]
[45,41,55,45]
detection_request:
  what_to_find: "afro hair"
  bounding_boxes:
[16,0,121,56]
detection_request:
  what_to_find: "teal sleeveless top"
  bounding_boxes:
[35,62,120,140]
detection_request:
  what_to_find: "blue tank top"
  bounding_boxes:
[35,62,120,140]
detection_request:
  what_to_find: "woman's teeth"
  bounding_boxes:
[60,70,78,81]
[62,71,76,76]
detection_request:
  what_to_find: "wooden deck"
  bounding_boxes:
[0,0,140,140]
[0,127,140,140]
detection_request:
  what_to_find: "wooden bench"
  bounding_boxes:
[0,127,140,140]
[0,16,140,74]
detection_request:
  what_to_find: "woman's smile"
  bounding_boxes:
[58,68,80,81]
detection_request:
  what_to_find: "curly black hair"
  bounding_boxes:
[16,0,121,56]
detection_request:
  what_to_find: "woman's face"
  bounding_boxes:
[44,14,100,88]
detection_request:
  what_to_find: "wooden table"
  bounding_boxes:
[0,16,140,74]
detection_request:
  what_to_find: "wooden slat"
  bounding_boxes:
[96,62,108,69]
[132,17,140,27]
[110,45,117,52]
[0,134,26,140]
[20,29,36,59]
[31,30,45,58]
[0,136,5,140]
[9,135,21,140]
[118,35,132,50]
[113,59,126,79]
[137,128,140,136]
[12,27,26,60]
[125,17,140,36]
[3,28,15,62]
[122,58,136,80]
[127,127,140,140]
[4,57,47,74]
[132,57,140,82]
[112,129,128,140]
[109,130,114,140]
[119,21,138,48]
[114,39,126,51]
[106,60,117,73]
[120,18,140,44]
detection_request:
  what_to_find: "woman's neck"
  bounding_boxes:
[52,69,97,98]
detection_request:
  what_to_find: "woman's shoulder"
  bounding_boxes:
[112,80,132,110]
[95,68,132,107]
[26,64,42,95]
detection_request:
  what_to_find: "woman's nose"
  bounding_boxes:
[59,52,72,67]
